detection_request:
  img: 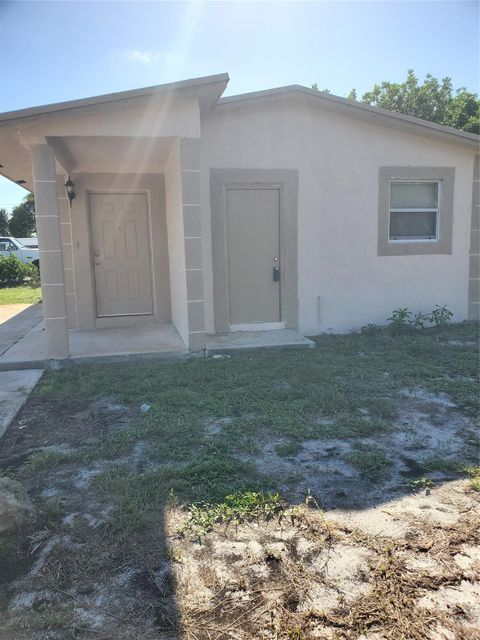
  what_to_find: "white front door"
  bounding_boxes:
[89,193,153,317]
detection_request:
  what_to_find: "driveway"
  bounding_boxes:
[0,303,43,357]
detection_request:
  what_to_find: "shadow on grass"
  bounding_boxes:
[0,321,478,637]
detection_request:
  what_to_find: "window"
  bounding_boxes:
[378,167,455,256]
[0,240,17,252]
[389,181,439,242]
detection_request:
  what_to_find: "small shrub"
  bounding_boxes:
[429,305,454,326]
[386,305,453,334]
[0,254,40,287]
[387,307,414,333]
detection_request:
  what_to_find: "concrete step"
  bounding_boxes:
[206,329,315,355]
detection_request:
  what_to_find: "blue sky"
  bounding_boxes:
[0,0,478,212]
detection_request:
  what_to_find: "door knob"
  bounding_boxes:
[273,266,280,282]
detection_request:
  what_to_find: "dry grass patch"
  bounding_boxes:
[167,482,480,640]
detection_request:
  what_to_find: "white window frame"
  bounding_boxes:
[388,179,441,243]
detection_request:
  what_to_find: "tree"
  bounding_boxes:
[311,83,330,94]
[313,70,480,134]
[8,193,36,237]
[0,209,8,235]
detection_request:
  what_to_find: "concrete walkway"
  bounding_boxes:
[0,304,44,437]
[0,369,44,438]
[0,303,43,357]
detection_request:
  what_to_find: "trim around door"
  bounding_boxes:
[210,169,299,333]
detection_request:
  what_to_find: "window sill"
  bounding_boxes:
[388,238,439,244]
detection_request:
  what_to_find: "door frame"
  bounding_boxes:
[87,190,156,319]
[210,169,299,333]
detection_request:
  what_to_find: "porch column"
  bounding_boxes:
[180,138,205,351]
[31,144,69,359]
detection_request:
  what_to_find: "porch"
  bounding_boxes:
[0,75,230,361]
[0,314,314,370]
[0,319,186,370]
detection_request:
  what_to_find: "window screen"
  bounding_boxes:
[389,181,439,241]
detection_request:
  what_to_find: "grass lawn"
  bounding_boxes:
[0,286,41,305]
[0,322,479,639]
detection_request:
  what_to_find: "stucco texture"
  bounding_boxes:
[200,98,475,334]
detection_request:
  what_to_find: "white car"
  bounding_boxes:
[17,237,38,249]
[0,237,40,268]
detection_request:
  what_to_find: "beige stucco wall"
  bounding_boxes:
[200,99,476,334]
[164,140,189,344]
[65,173,171,329]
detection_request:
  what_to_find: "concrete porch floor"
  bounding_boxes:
[0,320,315,370]
[0,321,187,370]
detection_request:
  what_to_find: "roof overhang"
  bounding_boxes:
[0,73,229,126]
[0,73,230,191]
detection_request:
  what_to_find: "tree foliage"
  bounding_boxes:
[313,70,480,134]
[0,209,8,235]
[8,193,36,237]
[311,83,330,94]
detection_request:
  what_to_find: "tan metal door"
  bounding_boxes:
[90,193,153,317]
[226,188,280,324]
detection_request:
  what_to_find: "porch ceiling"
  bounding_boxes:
[48,135,175,174]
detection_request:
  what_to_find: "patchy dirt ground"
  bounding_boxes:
[0,326,478,639]
[168,483,480,640]
[235,387,478,510]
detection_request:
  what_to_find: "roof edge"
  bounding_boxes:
[218,85,480,146]
[0,73,230,124]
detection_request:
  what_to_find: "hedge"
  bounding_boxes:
[0,254,40,287]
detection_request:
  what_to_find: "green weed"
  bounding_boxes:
[179,491,285,537]
[346,447,392,478]
[407,477,435,491]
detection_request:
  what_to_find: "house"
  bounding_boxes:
[0,73,478,361]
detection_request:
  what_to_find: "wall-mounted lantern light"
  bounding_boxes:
[64,176,75,205]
